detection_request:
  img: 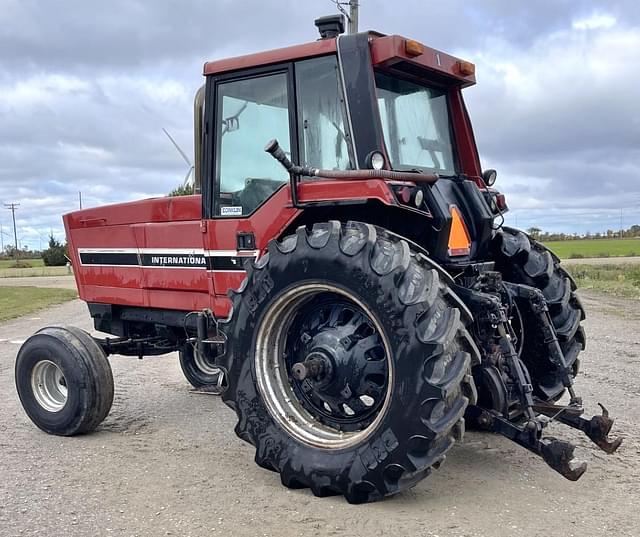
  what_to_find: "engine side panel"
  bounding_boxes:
[64,195,211,312]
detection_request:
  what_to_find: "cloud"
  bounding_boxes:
[459,13,640,232]
[0,0,639,250]
[572,13,617,31]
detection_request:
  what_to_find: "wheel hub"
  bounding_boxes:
[254,284,393,449]
[291,351,330,382]
[286,295,389,432]
[31,360,68,412]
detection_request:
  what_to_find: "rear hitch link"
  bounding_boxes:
[532,400,623,455]
[458,276,622,481]
[467,406,587,480]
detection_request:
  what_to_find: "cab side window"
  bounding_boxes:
[215,73,290,216]
[295,56,352,171]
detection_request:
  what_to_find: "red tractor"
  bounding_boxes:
[15,16,621,503]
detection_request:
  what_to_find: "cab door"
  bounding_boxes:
[201,64,298,316]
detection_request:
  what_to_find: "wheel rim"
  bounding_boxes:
[193,347,221,376]
[254,283,392,449]
[31,360,68,412]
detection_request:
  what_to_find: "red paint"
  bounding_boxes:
[202,33,476,89]
[204,39,337,76]
[448,88,483,180]
[370,35,476,87]
[64,181,396,318]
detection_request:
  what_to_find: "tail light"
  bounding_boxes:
[482,189,509,214]
[392,185,426,209]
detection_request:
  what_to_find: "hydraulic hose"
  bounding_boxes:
[264,139,438,185]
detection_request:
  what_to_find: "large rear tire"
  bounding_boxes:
[493,227,585,401]
[221,221,478,503]
[15,326,114,436]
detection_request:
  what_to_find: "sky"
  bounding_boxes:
[0,0,639,251]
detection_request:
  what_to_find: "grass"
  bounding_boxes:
[0,258,45,269]
[0,266,70,278]
[565,263,640,299]
[543,238,640,259]
[0,287,78,322]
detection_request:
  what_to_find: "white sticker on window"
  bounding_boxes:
[221,206,243,216]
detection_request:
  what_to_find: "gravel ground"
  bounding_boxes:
[1,293,639,537]
[561,256,640,265]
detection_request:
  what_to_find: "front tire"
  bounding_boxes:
[179,344,224,391]
[15,326,114,436]
[221,221,478,503]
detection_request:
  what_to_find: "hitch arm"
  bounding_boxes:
[469,408,587,481]
[533,400,623,454]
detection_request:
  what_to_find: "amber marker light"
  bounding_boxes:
[457,60,476,76]
[404,39,425,57]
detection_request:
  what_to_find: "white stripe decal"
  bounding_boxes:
[79,248,259,256]
[76,247,260,271]
[78,248,138,254]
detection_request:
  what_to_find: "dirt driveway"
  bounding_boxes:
[1,293,639,537]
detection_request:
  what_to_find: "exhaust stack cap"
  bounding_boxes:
[315,14,345,39]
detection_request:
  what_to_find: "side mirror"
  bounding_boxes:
[482,169,497,187]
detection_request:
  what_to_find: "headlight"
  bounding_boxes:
[367,151,385,171]
[482,169,497,186]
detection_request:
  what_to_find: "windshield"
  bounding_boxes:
[375,72,456,175]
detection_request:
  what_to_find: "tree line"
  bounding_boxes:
[1,235,68,266]
[526,224,640,241]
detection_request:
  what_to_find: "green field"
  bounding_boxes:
[0,258,44,268]
[543,238,640,259]
[0,265,69,278]
[0,287,78,322]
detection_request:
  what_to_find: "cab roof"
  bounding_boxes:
[203,33,476,87]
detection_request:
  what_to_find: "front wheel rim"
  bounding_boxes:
[31,360,68,412]
[192,348,221,376]
[254,283,393,449]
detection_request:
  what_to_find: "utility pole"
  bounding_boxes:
[79,191,83,209]
[620,208,623,238]
[348,0,359,34]
[4,203,19,257]
[0,223,4,252]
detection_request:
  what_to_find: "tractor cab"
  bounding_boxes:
[193,17,498,267]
